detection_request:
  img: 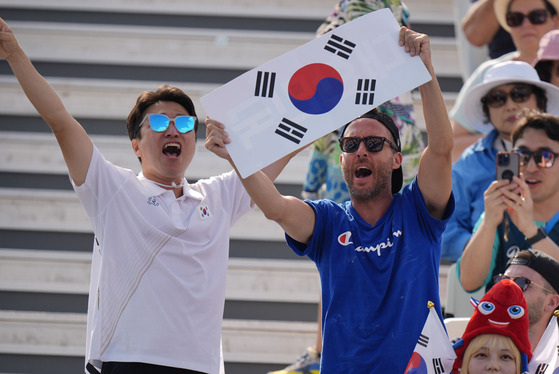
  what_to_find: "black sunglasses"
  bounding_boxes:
[339,136,399,153]
[494,274,555,293]
[482,85,533,109]
[516,149,559,168]
[506,9,548,28]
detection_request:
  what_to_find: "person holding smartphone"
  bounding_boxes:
[459,111,559,294]
[441,60,559,263]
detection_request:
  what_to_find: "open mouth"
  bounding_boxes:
[355,166,372,179]
[163,143,181,157]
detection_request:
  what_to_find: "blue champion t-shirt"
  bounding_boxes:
[286,179,454,373]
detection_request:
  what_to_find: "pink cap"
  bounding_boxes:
[533,30,559,67]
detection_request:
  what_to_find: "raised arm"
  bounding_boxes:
[0,18,93,185]
[460,179,511,291]
[205,118,316,244]
[399,27,453,219]
[461,0,501,47]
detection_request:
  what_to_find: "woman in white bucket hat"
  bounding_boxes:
[442,60,559,262]
[449,0,559,164]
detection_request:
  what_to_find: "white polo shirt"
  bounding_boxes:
[74,146,252,374]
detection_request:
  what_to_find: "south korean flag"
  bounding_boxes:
[200,8,431,178]
[405,302,456,374]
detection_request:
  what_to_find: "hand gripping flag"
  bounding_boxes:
[200,8,431,178]
[405,301,457,374]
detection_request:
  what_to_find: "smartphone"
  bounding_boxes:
[496,152,520,182]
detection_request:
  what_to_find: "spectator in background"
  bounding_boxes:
[450,279,531,374]
[502,250,559,372]
[533,29,559,86]
[454,0,515,84]
[450,0,559,162]
[441,61,559,262]
[458,111,559,295]
[462,0,515,60]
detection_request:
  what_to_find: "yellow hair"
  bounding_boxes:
[461,334,520,374]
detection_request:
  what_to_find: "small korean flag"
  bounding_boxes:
[405,302,456,374]
[201,8,431,178]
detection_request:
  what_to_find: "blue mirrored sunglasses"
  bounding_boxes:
[140,113,196,133]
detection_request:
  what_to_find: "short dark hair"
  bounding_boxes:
[481,84,547,123]
[126,84,198,141]
[535,60,554,83]
[512,111,559,146]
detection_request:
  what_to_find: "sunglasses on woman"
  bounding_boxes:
[339,136,399,153]
[515,149,559,168]
[140,113,196,133]
[506,9,548,28]
[494,274,555,293]
[482,85,533,109]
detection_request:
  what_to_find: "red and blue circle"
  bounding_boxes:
[404,352,428,374]
[288,63,344,115]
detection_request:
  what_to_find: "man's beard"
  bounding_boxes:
[527,293,546,327]
[343,162,392,201]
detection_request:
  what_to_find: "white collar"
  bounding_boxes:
[137,173,203,201]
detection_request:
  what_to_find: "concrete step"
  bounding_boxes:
[0,131,311,185]
[0,187,287,242]
[0,77,457,136]
[0,0,454,23]
[6,21,459,77]
[0,249,321,304]
[0,248,449,308]
[0,310,317,365]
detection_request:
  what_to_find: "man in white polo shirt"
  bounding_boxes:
[0,18,290,374]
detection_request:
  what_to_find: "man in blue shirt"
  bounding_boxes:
[207,27,454,373]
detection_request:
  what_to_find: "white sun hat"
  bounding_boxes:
[463,60,559,134]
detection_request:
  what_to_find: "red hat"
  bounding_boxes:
[452,279,532,373]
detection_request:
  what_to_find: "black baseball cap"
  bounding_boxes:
[506,250,559,294]
[340,109,403,194]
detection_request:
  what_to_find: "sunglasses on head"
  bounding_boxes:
[494,274,555,293]
[140,113,196,133]
[506,9,549,28]
[515,149,558,168]
[339,136,399,153]
[483,85,533,109]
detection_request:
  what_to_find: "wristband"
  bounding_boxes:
[525,227,547,247]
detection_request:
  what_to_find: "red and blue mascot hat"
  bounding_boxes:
[451,279,532,374]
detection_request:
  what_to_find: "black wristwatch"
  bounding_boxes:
[525,227,547,246]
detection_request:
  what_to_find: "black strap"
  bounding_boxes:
[86,363,101,374]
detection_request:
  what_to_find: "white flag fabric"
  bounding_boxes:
[528,315,558,374]
[200,8,431,178]
[405,306,457,374]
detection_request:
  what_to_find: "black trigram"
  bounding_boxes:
[535,363,549,374]
[417,333,429,348]
[324,34,356,59]
[275,118,307,144]
[254,71,276,98]
[432,358,444,374]
[355,79,376,105]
